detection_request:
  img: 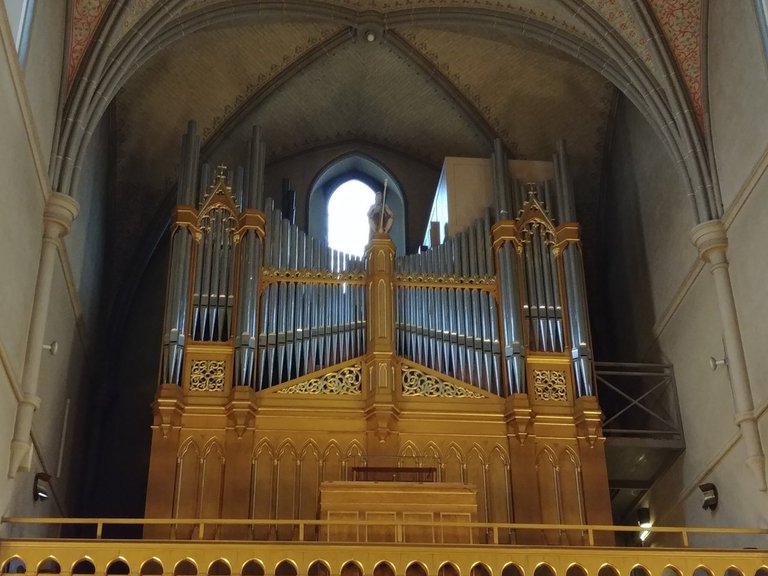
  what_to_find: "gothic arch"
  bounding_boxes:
[307,152,407,255]
[57,0,715,223]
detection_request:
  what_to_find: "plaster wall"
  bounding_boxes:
[22,0,66,168]
[601,0,768,534]
[0,3,107,526]
[708,0,768,209]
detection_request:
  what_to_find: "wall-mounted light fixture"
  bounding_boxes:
[636,507,652,542]
[699,482,718,510]
[33,472,51,502]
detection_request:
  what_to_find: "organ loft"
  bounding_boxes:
[144,122,613,545]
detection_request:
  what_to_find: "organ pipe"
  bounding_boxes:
[160,120,201,385]
[492,138,511,220]
[161,226,192,384]
[554,141,595,397]
[162,124,596,403]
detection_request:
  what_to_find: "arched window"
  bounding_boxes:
[308,154,406,256]
[327,179,376,257]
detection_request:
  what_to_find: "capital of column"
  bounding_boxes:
[43,192,80,239]
[690,219,727,264]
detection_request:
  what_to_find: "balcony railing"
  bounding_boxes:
[595,362,683,441]
[2,516,767,576]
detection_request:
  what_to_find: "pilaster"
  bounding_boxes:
[691,219,766,490]
[9,192,79,478]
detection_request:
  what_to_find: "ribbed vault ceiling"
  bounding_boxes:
[114,17,613,247]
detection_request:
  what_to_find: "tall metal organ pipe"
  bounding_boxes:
[234,230,263,388]
[491,140,526,394]
[160,121,200,384]
[556,140,595,396]
[246,126,266,210]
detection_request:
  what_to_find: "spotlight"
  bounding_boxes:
[699,482,718,510]
[33,472,51,502]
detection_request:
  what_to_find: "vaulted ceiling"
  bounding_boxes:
[60,0,709,327]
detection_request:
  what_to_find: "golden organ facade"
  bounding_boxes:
[144,122,612,545]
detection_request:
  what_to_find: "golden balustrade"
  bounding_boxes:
[2,517,767,576]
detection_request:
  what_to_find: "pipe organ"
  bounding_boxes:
[145,123,612,545]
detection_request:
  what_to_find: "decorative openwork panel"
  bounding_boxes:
[189,360,226,392]
[276,364,362,395]
[526,355,573,406]
[533,369,568,402]
[401,365,485,398]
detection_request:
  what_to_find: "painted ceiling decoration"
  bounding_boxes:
[66,0,110,87]
[646,0,704,124]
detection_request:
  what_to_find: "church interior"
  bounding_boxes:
[2,0,768,574]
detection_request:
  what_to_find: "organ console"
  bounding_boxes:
[144,121,612,545]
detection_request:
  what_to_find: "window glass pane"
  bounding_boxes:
[327,179,376,258]
[3,0,34,63]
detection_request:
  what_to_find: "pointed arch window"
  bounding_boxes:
[307,154,406,255]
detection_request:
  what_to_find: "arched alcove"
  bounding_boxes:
[72,560,95,575]
[533,564,555,576]
[470,564,491,576]
[208,561,231,576]
[438,563,460,576]
[307,154,407,255]
[406,562,428,576]
[501,565,523,576]
[374,562,396,576]
[308,561,331,576]
[1,559,25,574]
[630,566,650,576]
[106,560,130,575]
[174,560,197,576]
[241,561,265,576]
[598,566,619,576]
[140,560,163,576]
[566,565,587,576]
[36,559,60,575]
[341,562,364,576]
[275,561,297,576]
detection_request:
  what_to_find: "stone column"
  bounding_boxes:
[691,220,766,490]
[9,192,79,478]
